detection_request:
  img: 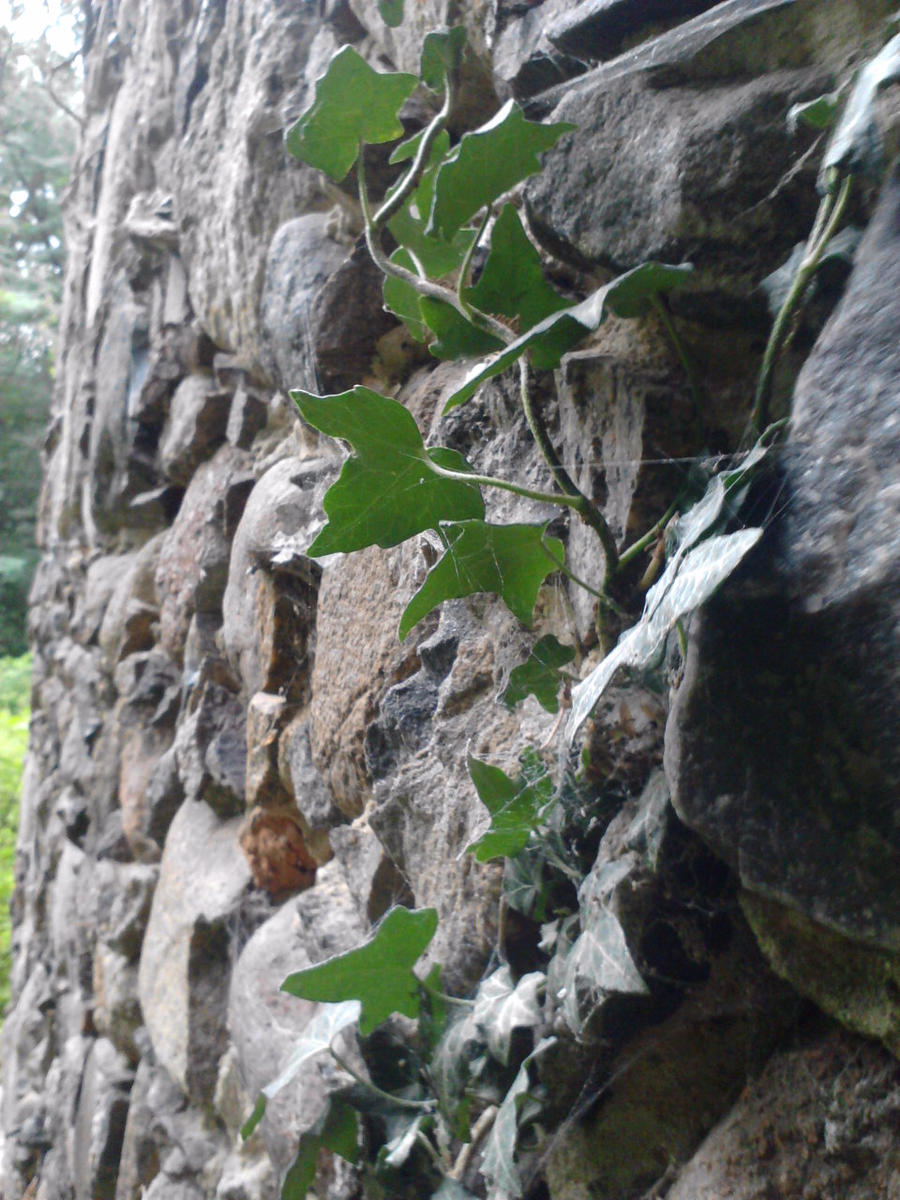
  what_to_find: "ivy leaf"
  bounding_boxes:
[388,131,478,279]
[420,298,506,360]
[282,906,439,1036]
[560,860,647,1035]
[383,249,431,342]
[281,1098,359,1200]
[569,527,762,737]
[788,90,842,133]
[444,262,693,412]
[379,0,404,25]
[503,634,575,713]
[464,204,569,331]
[430,101,576,238]
[465,751,554,862]
[479,1060,531,1200]
[503,851,549,921]
[432,1180,479,1199]
[479,1039,554,1200]
[286,46,417,182]
[291,387,485,553]
[399,521,563,639]
[473,966,546,1066]
[821,31,900,183]
[240,1000,362,1139]
[430,1010,481,1138]
[378,1112,433,1170]
[420,26,467,91]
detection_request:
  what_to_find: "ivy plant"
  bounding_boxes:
[248,7,895,1197]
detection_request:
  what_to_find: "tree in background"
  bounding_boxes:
[0,9,81,653]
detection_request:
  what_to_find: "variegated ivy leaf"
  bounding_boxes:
[472,965,546,1066]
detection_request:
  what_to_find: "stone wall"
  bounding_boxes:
[5,1,900,1197]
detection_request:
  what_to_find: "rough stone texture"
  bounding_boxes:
[9,1,900,1198]
[666,167,900,1047]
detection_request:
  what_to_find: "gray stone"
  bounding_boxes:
[492,0,588,99]
[527,0,896,316]
[226,388,269,450]
[174,676,246,818]
[222,457,329,698]
[158,374,231,485]
[228,874,365,1177]
[665,169,900,1018]
[72,1039,134,1200]
[279,713,345,833]
[548,0,723,61]
[154,445,251,662]
[138,799,251,1103]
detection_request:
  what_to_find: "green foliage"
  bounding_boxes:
[0,655,29,1015]
[820,30,900,183]
[286,46,417,182]
[291,387,484,553]
[399,522,563,640]
[429,102,574,239]
[282,906,439,1035]
[443,261,694,412]
[502,635,575,713]
[260,16,881,1198]
[465,750,554,862]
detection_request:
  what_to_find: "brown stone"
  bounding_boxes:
[238,807,317,899]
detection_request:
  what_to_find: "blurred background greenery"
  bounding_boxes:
[0,0,82,1012]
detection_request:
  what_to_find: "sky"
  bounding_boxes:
[1,0,80,56]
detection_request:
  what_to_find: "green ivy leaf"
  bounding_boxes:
[387,131,478,280]
[291,387,485,554]
[788,90,841,133]
[479,1039,554,1200]
[281,1099,359,1200]
[503,634,576,713]
[240,1000,362,1140]
[379,0,404,25]
[465,751,554,862]
[282,906,439,1036]
[464,204,569,331]
[286,46,417,182]
[559,860,647,1036]
[430,1010,482,1135]
[472,966,546,1066]
[399,521,563,639]
[503,851,549,921]
[821,31,900,183]
[568,526,762,737]
[444,262,694,412]
[383,249,431,342]
[420,297,506,360]
[430,101,576,238]
[420,26,467,92]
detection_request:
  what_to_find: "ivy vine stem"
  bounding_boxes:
[372,72,456,231]
[518,359,620,586]
[427,458,594,516]
[358,159,512,345]
[751,173,852,433]
[329,1048,436,1112]
[616,495,681,574]
[418,974,475,1008]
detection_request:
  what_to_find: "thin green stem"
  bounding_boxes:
[616,495,681,573]
[751,174,852,434]
[419,975,475,1008]
[428,458,588,512]
[518,360,619,585]
[329,1048,435,1112]
[540,536,628,616]
[458,204,492,319]
[652,296,703,442]
[372,77,455,231]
